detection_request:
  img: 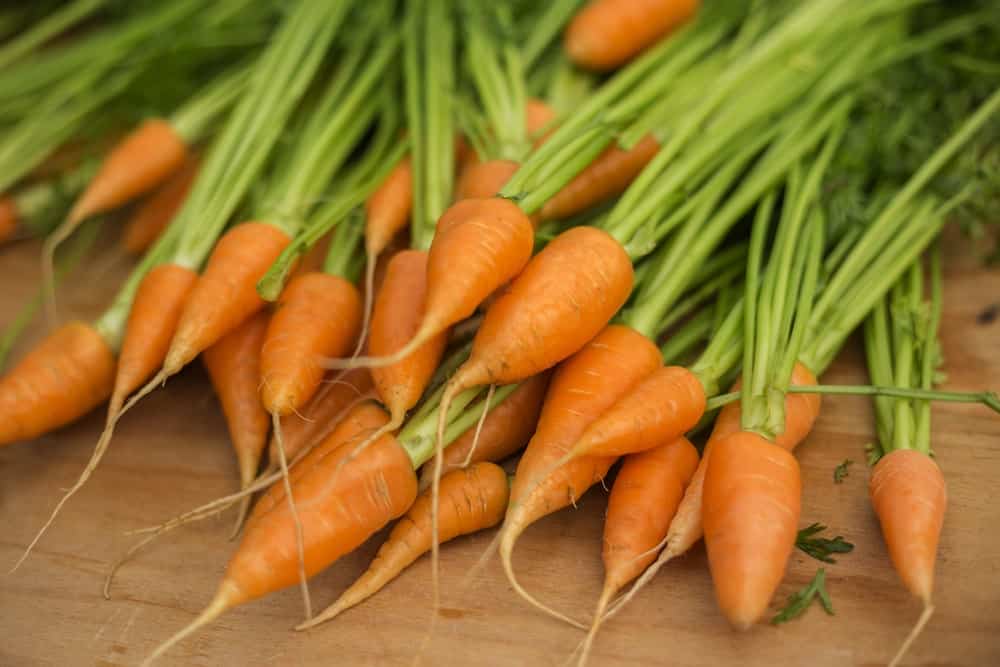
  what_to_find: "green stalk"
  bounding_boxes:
[321,212,365,284]
[706,386,1000,416]
[168,64,253,144]
[889,264,920,450]
[864,298,895,454]
[660,309,714,367]
[9,159,98,238]
[0,0,105,71]
[171,0,350,269]
[404,3,426,249]
[521,0,582,69]
[915,245,943,451]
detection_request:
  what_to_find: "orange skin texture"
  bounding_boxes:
[572,364,705,458]
[113,263,198,409]
[424,198,535,338]
[69,118,188,224]
[315,462,509,622]
[604,436,699,589]
[455,159,521,201]
[870,448,947,603]
[0,196,17,243]
[505,325,662,535]
[261,272,362,415]
[703,430,802,630]
[268,368,374,468]
[540,134,660,221]
[369,250,449,417]
[365,156,412,257]
[0,322,115,445]
[226,402,417,605]
[564,0,701,71]
[455,226,634,391]
[667,362,820,558]
[121,156,199,255]
[419,372,550,489]
[202,311,271,492]
[165,222,291,374]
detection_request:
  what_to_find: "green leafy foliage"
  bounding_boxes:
[796,523,854,564]
[833,459,852,483]
[772,568,835,625]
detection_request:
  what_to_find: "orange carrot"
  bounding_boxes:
[455,159,521,201]
[369,249,450,432]
[202,310,272,532]
[143,401,417,664]
[496,325,662,625]
[260,272,362,416]
[365,155,413,259]
[68,119,189,226]
[606,362,820,619]
[0,196,17,243]
[870,449,946,605]
[121,156,200,256]
[0,321,115,446]
[539,134,660,222]
[457,98,557,178]
[418,372,549,489]
[267,368,375,469]
[702,430,802,630]
[164,222,291,375]
[564,0,700,71]
[567,364,705,458]
[297,461,509,628]
[578,437,699,663]
[333,197,534,371]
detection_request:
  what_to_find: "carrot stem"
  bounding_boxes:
[704,386,1000,415]
[0,0,104,71]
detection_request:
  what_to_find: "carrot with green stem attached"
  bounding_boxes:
[40,58,251,321]
[0,159,97,245]
[11,0,352,571]
[133,372,525,663]
[297,462,510,629]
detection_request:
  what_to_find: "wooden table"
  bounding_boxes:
[2,231,999,667]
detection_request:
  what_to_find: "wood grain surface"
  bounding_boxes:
[1,230,998,667]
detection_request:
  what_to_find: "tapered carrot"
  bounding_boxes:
[330,197,535,370]
[870,449,946,606]
[495,325,661,625]
[122,156,200,255]
[539,134,659,222]
[702,430,802,630]
[260,272,362,416]
[369,250,450,436]
[0,321,115,445]
[142,402,417,665]
[298,461,509,628]
[267,368,375,470]
[578,437,698,664]
[202,311,271,534]
[365,155,413,260]
[565,0,701,71]
[418,372,549,490]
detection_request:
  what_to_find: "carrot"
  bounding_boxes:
[418,371,549,490]
[702,430,802,630]
[870,449,946,607]
[297,461,509,629]
[0,321,115,446]
[260,272,362,416]
[0,195,16,243]
[121,156,200,256]
[495,325,662,625]
[332,197,535,371]
[369,249,450,435]
[456,98,556,179]
[578,437,698,664]
[365,155,413,260]
[455,159,521,202]
[142,402,418,665]
[202,310,271,534]
[267,368,375,470]
[564,0,701,71]
[539,134,659,222]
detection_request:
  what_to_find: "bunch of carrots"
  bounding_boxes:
[1,1,999,665]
